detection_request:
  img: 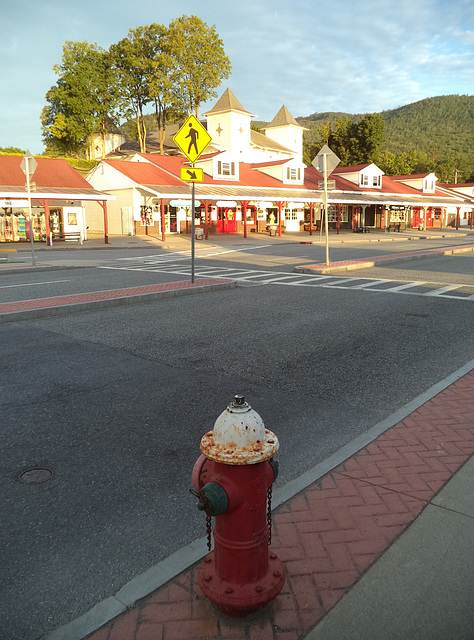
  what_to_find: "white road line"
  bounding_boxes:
[384,281,427,291]
[423,285,462,296]
[276,278,332,285]
[97,263,474,301]
[355,280,393,289]
[0,279,70,289]
[265,275,311,283]
[320,278,356,286]
[118,244,272,262]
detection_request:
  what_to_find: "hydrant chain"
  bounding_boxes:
[189,487,213,550]
[267,485,273,545]
[206,511,212,551]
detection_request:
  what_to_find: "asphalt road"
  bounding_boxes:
[1,237,474,639]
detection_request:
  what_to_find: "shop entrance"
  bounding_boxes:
[165,207,178,233]
[217,208,236,233]
[50,209,63,237]
[412,208,421,228]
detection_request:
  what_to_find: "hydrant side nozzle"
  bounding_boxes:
[200,482,229,516]
[269,459,279,481]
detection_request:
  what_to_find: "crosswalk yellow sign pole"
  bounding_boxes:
[174,115,212,282]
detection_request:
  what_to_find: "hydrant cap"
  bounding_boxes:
[200,395,279,465]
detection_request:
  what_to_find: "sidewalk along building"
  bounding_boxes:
[84,89,473,238]
[0,156,115,244]
[437,182,474,228]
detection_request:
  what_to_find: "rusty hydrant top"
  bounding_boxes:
[200,395,279,465]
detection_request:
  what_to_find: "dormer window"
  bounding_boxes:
[287,167,301,181]
[359,172,381,188]
[423,179,435,193]
[217,161,235,177]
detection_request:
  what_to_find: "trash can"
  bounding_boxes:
[195,228,204,240]
[269,225,277,237]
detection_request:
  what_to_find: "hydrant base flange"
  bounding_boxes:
[198,551,285,617]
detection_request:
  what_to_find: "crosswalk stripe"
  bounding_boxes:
[423,285,462,296]
[98,262,474,301]
[385,281,427,292]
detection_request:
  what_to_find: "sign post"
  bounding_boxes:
[312,145,340,266]
[20,150,38,266]
[174,115,212,283]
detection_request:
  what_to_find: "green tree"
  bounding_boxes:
[352,113,385,164]
[317,122,331,145]
[163,15,231,117]
[143,23,186,154]
[110,28,156,153]
[316,114,385,167]
[0,146,25,155]
[41,41,120,157]
[329,118,355,165]
[434,154,473,183]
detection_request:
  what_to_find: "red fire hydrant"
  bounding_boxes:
[192,395,285,617]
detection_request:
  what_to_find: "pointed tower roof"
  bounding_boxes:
[204,88,255,117]
[264,105,307,130]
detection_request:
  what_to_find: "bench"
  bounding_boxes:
[58,232,82,242]
[45,232,83,243]
[386,224,401,233]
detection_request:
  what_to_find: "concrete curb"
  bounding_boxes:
[0,281,236,324]
[43,357,474,640]
[0,264,88,275]
[295,245,474,274]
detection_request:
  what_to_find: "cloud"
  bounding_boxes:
[1,0,473,152]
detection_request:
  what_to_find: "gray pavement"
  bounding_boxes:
[1,228,473,640]
[304,455,474,640]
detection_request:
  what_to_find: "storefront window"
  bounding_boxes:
[140,205,154,226]
[328,205,349,222]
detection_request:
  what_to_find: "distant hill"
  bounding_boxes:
[296,94,474,154]
[379,95,474,157]
[257,95,474,179]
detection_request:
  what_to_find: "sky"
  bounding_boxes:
[1,0,473,154]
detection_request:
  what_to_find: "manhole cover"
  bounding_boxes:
[19,468,53,484]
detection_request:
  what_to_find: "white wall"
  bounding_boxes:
[84,189,134,234]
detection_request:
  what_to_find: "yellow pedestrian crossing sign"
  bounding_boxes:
[173,115,212,163]
[180,166,204,183]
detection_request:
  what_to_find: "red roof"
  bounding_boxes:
[131,154,301,189]
[0,156,93,189]
[208,163,287,188]
[104,159,184,187]
[305,165,434,196]
[249,159,292,169]
[333,164,371,173]
[93,155,464,202]
[392,174,433,180]
[439,183,473,188]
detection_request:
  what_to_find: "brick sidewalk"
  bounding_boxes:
[82,370,474,640]
[0,279,231,316]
